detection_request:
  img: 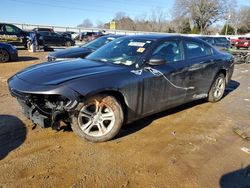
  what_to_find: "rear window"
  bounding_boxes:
[185,41,213,59]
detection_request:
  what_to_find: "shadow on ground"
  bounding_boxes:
[220,165,250,188]
[117,80,240,140]
[0,115,26,160]
[17,56,39,61]
[224,80,240,96]
[116,99,207,139]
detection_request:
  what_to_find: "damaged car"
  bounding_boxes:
[8,35,234,142]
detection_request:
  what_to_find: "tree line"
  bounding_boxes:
[77,0,250,35]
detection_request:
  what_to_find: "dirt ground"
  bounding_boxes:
[0,49,249,188]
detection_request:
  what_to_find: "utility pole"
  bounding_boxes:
[225,14,231,35]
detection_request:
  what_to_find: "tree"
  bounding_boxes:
[237,6,250,34]
[173,0,235,34]
[220,24,235,35]
[77,19,93,28]
[149,7,169,32]
[170,17,191,33]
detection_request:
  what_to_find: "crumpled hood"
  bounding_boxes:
[48,46,92,58]
[16,59,125,85]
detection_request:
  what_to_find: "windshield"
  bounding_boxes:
[82,36,115,50]
[86,37,153,66]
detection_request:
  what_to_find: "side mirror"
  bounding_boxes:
[147,55,166,66]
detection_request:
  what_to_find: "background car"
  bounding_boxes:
[47,35,123,61]
[0,23,29,48]
[198,36,230,51]
[8,35,234,142]
[74,31,104,42]
[37,31,75,47]
[234,37,250,50]
[32,28,54,32]
[0,42,18,63]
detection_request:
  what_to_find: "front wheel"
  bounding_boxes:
[208,73,226,103]
[65,41,72,47]
[0,49,10,63]
[71,95,124,142]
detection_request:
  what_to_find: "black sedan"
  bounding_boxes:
[0,42,18,63]
[37,31,75,47]
[8,35,234,142]
[47,35,122,62]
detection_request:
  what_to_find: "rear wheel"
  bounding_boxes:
[71,95,124,142]
[208,73,226,102]
[65,41,72,47]
[0,49,10,63]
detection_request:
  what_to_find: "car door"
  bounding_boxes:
[3,24,24,46]
[39,32,51,46]
[141,38,192,115]
[183,39,217,101]
[51,32,63,46]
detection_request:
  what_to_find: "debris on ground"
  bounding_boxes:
[233,126,250,140]
[171,131,176,136]
[241,147,250,154]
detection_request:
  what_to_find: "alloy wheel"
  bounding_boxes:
[78,100,115,137]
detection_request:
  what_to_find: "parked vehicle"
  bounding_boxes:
[0,42,18,63]
[8,35,234,142]
[37,31,75,47]
[59,31,77,39]
[0,23,29,48]
[234,37,250,50]
[47,35,123,62]
[74,31,104,42]
[32,28,54,32]
[198,36,230,51]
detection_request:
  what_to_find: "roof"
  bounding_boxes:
[121,34,181,41]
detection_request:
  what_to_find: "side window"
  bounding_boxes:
[185,41,212,59]
[51,32,58,37]
[5,25,20,34]
[0,25,4,32]
[152,40,183,63]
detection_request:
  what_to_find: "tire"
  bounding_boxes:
[246,55,250,64]
[71,94,124,142]
[65,41,72,47]
[0,49,10,63]
[208,73,226,103]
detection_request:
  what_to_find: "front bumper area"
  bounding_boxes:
[8,76,80,128]
[18,99,51,128]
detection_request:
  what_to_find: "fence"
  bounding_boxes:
[8,22,250,38]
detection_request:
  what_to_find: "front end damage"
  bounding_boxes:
[18,94,73,130]
[8,76,79,130]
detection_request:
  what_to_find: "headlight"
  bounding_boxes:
[47,56,56,62]
[10,45,17,51]
[244,42,249,46]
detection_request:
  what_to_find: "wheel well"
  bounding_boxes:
[99,90,128,121]
[217,69,226,77]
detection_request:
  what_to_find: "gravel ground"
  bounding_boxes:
[0,49,249,188]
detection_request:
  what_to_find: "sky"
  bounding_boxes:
[1,0,250,27]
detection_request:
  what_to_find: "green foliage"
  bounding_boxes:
[190,27,200,34]
[220,24,235,35]
[180,19,191,34]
